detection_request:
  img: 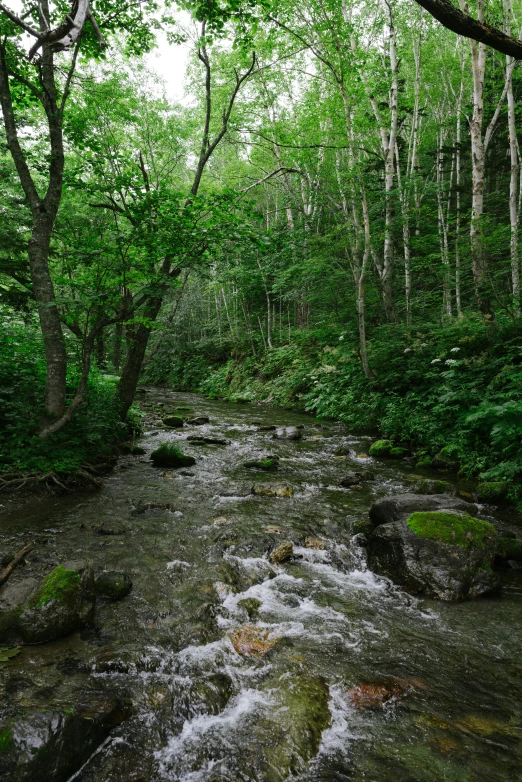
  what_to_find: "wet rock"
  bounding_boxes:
[348,677,428,710]
[340,470,374,487]
[304,537,325,549]
[238,597,262,618]
[95,571,133,601]
[367,497,498,600]
[243,456,279,471]
[334,445,352,456]
[269,540,294,564]
[129,446,146,455]
[151,444,196,469]
[228,625,280,657]
[187,416,210,425]
[252,483,294,498]
[369,493,476,530]
[17,562,95,644]
[0,696,131,782]
[163,416,184,428]
[256,670,331,778]
[458,490,475,503]
[273,426,302,441]
[186,436,230,445]
[0,578,38,643]
[257,424,276,431]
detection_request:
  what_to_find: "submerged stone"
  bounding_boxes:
[348,677,428,710]
[95,571,133,601]
[228,625,280,657]
[273,426,302,441]
[238,597,263,618]
[252,484,294,498]
[304,537,325,549]
[187,416,210,425]
[243,457,279,471]
[340,470,374,487]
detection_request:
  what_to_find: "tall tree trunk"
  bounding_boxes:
[505,0,520,315]
[119,296,163,417]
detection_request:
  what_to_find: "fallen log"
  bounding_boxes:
[0,542,35,588]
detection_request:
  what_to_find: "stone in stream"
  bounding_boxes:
[273,426,302,441]
[150,444,196,468]
[186,435,230,445]
[243,456,279,471]
[95,571,133,601]
[0,696,131,782]
[187,416,210,425]
[238,597,263,618]
[304,537,325,550]
[256,424,277,431]
[228,625,280,657]
[269,540,294,564]
[404,475,454,495]
[252,484,294,498]
[348,677,428,710]
[0,578,38,644]
[162,416,184,428]
[16,562,96,644]
[366,494,499,600]
[340,470,374,487]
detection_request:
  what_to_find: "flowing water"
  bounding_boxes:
[1,390,522,782]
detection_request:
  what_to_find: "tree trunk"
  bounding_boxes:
[118,297,162,418]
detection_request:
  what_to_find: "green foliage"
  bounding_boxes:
[406,512,496,549]
[0,647,20,663]
[495,537,522,559]
[28,566,81,609]
[477,481,509,502]
[0,727,13,752]
[0,317,130,476]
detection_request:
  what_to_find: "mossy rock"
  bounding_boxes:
[495,536,522,561]
[369,439,393,457]
[0,727,12,753]
[238,597,262,618]
[437,445,460,460]
[415,457,433,468]
[151,444,196,468]
[477,481,510,503]
[163,416,184,428]
[408,476,453,495]
[407,512,496,549]
[243,457,279,471]
[18,563,95,644]
[389,446,409,458]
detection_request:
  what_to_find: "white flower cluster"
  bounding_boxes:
[445,359,458,365]
[431,358,442,364]
[450,347,460,353]
[404,348,413,353]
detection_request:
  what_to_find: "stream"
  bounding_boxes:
[1,389,521,781]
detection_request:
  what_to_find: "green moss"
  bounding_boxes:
[416,457,433,468]
[369,440,393,457]
[407,511,496,549]
[495,537,522,559]
[389,447,408,458]
[27,566,80,609]
[238,597,262,618]
[0,727,13,753]
[151,443,196,468]
[413,477,452,494]
[478,481,509,502]
[437,445,460,460]
[243,458,279,471]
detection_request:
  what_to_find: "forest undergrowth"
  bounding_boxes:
[144,315,522,506]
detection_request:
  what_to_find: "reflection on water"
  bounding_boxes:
[0,390,521,782]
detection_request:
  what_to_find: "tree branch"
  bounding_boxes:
[415,0,522,58]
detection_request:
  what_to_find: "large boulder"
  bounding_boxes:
[0,696,130,782]
[17,562,95,644]
[366,495,499,600]
[0,578,38,644]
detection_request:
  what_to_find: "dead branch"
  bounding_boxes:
[0,542,35,587]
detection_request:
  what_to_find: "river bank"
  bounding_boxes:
[0,390,521,781]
